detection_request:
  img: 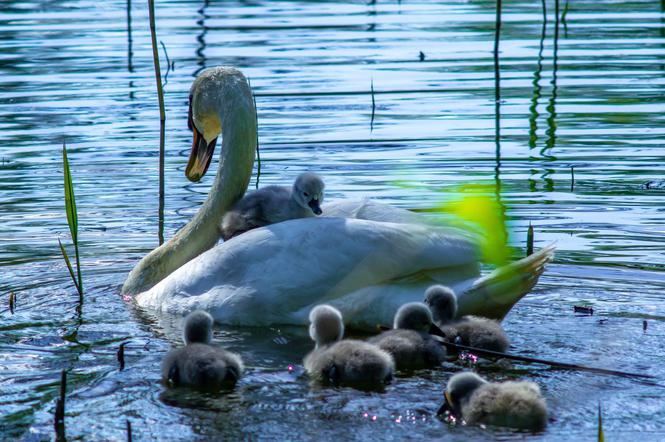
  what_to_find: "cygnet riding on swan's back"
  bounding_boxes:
[121,66,555,329]
[162,310,244,389]
[304,305,394,387]
[368,302,446,369]
[438,371,547,432]
[425,285,510,352]
[220,172,324,240]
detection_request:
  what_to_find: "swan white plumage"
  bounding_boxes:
[122,66,554,329]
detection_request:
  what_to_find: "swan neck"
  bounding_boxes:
[122,88,256,295]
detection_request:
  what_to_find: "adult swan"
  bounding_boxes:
[122,67,554,329]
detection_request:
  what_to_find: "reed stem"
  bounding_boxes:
[148,0,166,245]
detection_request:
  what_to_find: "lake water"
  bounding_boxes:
[2,0,665,440]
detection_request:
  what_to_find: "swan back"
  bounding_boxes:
[424,285,458,324]
[183,310,214,344]
[393,302,433,332]
[309,304,344,347]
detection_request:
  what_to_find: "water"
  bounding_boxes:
[1,0,665,439]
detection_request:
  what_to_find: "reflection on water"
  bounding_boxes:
[1,0,665,440]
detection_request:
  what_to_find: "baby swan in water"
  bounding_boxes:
[220,172,325,240]
[438,372,547,431]
[425,285,509,352]
[162,310,244,390]
[368,302,446,370]
[304,305,394,388]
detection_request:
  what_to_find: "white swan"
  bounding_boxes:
[122,66,554,329]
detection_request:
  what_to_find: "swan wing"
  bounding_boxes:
[135,217,480,325]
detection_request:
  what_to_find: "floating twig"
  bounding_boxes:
[127,419,133,442]
[429,334,654,380]
[643,320,648,332]
[54,370,67,441]
[419,51,425,61]
[574,305,594,315]
[117,342,127,371]
[571,166,575,191]
[527,223,534,257]
[9,291,15,314]
[148,0,166,246]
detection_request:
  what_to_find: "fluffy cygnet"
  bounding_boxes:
[424,285,510,352]
[438,371,547,431]
[304,305,394,388]
[220,172,325,240]
[368,302,446,369]
[162,310,244,389]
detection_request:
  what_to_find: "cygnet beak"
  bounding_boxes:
[436,390,455,416]
[224,366,240,384]
[429,323,447,339]
[308,198,322,215]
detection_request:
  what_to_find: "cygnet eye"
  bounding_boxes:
[303,192,309,197]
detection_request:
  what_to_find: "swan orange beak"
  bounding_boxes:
[185,99,218,182]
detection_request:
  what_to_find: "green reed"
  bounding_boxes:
[527,223,534,257]
[59,143,83,298]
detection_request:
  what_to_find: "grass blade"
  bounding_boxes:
[62,143,78,244]
[62,143,83,295]
[58,238,81,294]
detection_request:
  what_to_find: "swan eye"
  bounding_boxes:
[303,192,309,197]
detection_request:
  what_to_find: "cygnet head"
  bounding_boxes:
[393,302,433,332]
[309,304,344,347]
[293,172,325,215]
[424,285,458,324]
[446,371,488,411]
[182,310,214,345]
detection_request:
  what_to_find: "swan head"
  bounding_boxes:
[393,302,433,332]
[424,285,458,324]
[309,304,344,347]
[293,172,325,215]
[185,66,256,182]
[441,371,487,415]
[182,310,214,345]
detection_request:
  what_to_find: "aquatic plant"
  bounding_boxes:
[598,403,605,441]
[59,143,83,297]
[148,0,166,245]
[54,370,66,441]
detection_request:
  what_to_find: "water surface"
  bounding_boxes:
[1,0,665,440]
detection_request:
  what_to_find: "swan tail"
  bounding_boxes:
[456,244,555,320]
